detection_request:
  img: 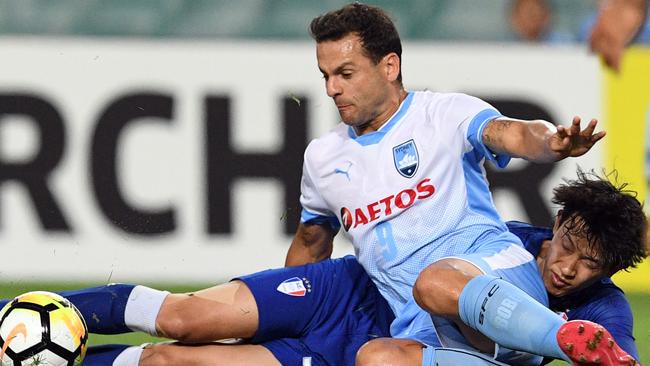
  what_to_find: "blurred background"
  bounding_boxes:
[0,0,647,42]
[0,0,648,363]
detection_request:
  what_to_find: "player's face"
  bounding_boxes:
[538,216,608,297]
[316,34,397,132]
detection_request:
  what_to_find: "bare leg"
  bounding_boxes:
[356,338,424,366]
[139,343,281,366]
[156,280,259,343]
[413,259,494,352]
[413,256,581,362]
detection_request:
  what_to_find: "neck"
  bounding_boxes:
[354,88,407,135]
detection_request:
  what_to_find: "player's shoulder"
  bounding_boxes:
[410,90,495,122]
[589,278,626,298]
[505,221,552,239]
[412,90,487,107]
[304,122,349,162]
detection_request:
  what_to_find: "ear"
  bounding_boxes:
[383,52,401,82]
[552,210,563,233]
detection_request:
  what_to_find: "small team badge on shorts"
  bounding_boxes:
[277,277,311,296]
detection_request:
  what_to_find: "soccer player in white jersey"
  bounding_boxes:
[1,4,638,366]
[295,3,636,366]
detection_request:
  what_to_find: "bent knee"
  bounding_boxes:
[156,298,195,342]
[356,339,399,366]
[356,338,422,366]
[413,260,478,316]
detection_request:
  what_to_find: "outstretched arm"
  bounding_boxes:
[285,222,335,266]
[482,116,606,163]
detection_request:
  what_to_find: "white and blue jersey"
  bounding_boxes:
[300,91,546,341]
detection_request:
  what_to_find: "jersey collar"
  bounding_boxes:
[347,91,414,146]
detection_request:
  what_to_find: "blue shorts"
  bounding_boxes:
[235,255,395,366]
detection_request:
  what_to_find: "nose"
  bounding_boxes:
[326,77,342,98]
[559,255,578,278]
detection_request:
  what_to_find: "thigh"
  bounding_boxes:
[140,343,281,366]
[157,280,259,341]
[240,255,393,343]
[244,255,395,365]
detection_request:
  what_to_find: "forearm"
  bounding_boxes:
[284,243,331,266]
[483,118,560,163]
[518,120,561,162]
[285,223,334,266]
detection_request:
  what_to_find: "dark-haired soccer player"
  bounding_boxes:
[2,172,645,366]
[356,170,646,365]
[2,2,640,365]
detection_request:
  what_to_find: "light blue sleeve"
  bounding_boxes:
[300,208,341,232]
[466,108,511,168]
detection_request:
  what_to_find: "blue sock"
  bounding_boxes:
[64,284,136,334]
[0,284,135,334]
[83,344,131,365]
[458,275,569,362]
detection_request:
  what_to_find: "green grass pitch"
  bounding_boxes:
[1,282,648,365]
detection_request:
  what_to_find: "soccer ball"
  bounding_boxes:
[0,291,88,366]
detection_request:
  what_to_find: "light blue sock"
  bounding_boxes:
[458,275,570,362]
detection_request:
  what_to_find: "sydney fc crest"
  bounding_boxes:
[393,140,419,178]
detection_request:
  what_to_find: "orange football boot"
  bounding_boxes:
[557,320,639,366]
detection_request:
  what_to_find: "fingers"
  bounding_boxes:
[563,117,602,137]
[591,130,607,143]
[562,136,571,148]
[580,118,599,136]
[570,116,582,135]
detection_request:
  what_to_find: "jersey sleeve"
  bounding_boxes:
[299,148,341,232]
[440,93,510,168]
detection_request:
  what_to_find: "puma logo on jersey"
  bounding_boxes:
[340,177,435,231]
[334,161,353,181]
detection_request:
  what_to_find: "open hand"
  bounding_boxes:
[549,116,606,159]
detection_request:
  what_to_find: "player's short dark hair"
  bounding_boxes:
[309,3,403,82]
[552,169,648,273]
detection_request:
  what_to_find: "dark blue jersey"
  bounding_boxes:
[506,221,639,362]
